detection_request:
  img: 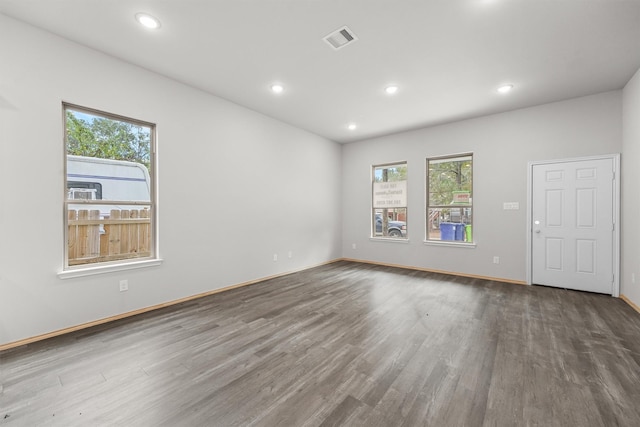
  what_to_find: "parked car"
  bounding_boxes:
[375,214,407,237]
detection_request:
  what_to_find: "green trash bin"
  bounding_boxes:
[465,224,472,242]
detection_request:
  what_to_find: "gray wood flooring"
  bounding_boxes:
[2,261,640,426]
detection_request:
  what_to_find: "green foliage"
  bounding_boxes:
[429,159,472,206]
[374,164,407,182]
[66,111,151,170]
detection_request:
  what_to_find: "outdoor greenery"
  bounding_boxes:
[66,110,151,170]
[428,157,472,206]
[374,164,407,182]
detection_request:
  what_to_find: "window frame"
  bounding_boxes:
[371,161,408,241]
[425,153,474,245]
[61,103,159,275]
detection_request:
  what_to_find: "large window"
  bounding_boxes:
[372,162,407,239]
[427,154,472,242]
[63,104,156,269]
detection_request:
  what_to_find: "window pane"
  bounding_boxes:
[64,106,155,267]
[372,162,408,239]
[427,155,472,242]
[374,208,407,238]
[427,207,473,241]
[428,155,472,207]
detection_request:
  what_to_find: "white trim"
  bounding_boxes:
[369,237,410,244]
[526,153,620,296]
[62,102,159,274]
[58,258,163,279]
[613,154,621,297]
[526,162,533,286]
[423,240,476,248]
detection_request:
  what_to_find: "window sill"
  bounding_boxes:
[58,258,163,279]
[423,240,476,248]
[370,237,410,244]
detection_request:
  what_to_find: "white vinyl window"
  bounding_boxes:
[426,154,473,243]
[63,103,157,270]
[372,162,408,239]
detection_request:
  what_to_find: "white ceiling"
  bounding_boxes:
[1,0,640,143]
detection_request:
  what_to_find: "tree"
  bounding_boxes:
[66,111,151,170]
[427,157,472,229]
[374,165,407,182]
[428,159,471,206]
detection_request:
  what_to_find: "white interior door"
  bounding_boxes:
[531,158,615,294]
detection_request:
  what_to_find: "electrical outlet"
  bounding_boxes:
[352,243,357,250]
[119,279,128,292]
[273,254,278,262]
[493,256,500,264]
[633,273,636,284]
[288,251,293,259]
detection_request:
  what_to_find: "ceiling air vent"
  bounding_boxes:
[323,26,358,50]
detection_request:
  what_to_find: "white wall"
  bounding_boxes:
[0,15,342,347]
[0,13,634,348]
[342,91,622,283]
[622,67,640,308]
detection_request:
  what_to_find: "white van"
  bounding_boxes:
[66,155,151,217]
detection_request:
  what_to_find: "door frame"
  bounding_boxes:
[526,154,620,296]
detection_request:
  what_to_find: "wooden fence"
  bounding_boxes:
[68,208,151,265]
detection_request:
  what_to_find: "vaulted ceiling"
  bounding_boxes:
[1,0,639,143]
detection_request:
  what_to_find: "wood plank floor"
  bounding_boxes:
[2,261,640,426]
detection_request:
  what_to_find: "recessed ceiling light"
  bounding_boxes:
[348,123,357,131]
[135,13,161,30]
[271,84,284,94]
[497,84,514,94]
[385,85,399,95]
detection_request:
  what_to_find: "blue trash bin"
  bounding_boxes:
[440,222,456,240]
[454,223,465,241]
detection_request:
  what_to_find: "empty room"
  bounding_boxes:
[1,1,640,425]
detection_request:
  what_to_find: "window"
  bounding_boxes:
[67,181,102,200]
[372,162,407,239]
[63,104,156,269]
[427,154,472,242]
